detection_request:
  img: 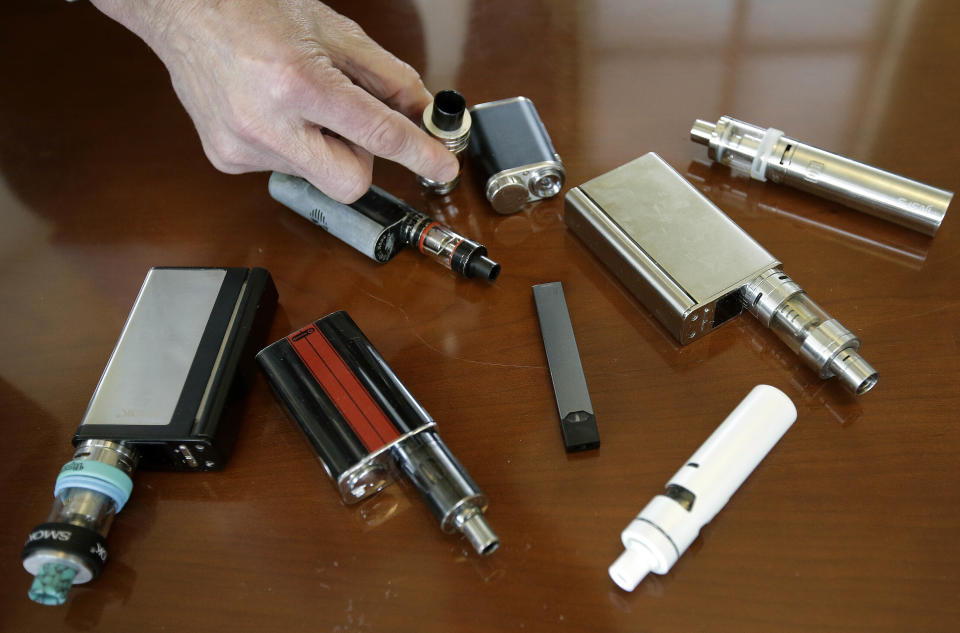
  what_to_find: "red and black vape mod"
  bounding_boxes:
[257,311,499,555]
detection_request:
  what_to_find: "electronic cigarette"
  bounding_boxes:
[269,173,500,281]
[609,385,796,591]
[468,97,565,214]
[532,282,600,452]
[565,152,878,395]
[685,159,929,271]
[691,116,954,236]
[22,267,277,605]
[257,311,499,556]
[418,89,471,195]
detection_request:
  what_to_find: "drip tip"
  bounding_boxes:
[690,119,715,145]
[467,254,501,281]
[609,547,655,592]
[459,510,500,556]
[431,90,467,132]
[28,562,77,605]
[829,350,878,395]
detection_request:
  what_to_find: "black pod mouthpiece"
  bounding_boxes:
[468,253,501,281]
[431,90,467,131]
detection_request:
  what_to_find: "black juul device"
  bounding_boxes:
[257,311,499,555]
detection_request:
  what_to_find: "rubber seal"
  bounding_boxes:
[750,127,784,182]
[55,460,133,512]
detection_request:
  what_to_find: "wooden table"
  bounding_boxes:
[2,2,958,631]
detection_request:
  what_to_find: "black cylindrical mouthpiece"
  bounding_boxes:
[431,90,466,131]
[469,255,501,281]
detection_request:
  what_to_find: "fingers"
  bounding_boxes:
[328,42,432,121]
[288,124,376,203]
[318,9,432,120]
[298,65,458,185]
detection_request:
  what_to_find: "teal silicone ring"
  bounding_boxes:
[55,460,134,512]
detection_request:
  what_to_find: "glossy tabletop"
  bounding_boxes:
[2,1,959,632]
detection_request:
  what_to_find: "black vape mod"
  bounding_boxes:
[22,267,277,605]
[468,96,565,214]
[269,173,500,281]
[257,311,499,555]
[418,89,471,195]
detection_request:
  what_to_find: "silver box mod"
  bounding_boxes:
[565,153,775,343]
[74,266,278,469]
[565,153,877,395]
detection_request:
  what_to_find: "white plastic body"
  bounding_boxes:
[609,385,797,591]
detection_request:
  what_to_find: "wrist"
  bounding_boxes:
[89,0,200,55]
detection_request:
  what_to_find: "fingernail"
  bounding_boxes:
[437,156,460,182]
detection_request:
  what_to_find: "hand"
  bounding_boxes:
[91,0,459,202]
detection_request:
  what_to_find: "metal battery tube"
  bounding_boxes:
[564,152,877,395]
[419,90,471,195]
[691,116,954,236]
[22,440,138,605]
[257,311,499,555]
[468,97,565,214]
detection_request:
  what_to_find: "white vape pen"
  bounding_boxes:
[609,385,797,591]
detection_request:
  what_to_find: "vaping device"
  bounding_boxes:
[468,97,565,214]
[418,89,471,195]
[269,173,500,281]
[532,282,600,452]
[691,116,954,236]
[565,153,878,395]
[22,267,277,605]
[685,159,929,271]
[257,311,499,555]
[609,385,796,591]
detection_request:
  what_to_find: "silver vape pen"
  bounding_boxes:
[691,116,954,236]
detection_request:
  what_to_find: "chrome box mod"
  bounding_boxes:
[565,153,877,395]
[468,97,564,214]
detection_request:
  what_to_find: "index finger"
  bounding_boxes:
[301,65,458,183]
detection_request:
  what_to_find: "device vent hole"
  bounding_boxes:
[664,484,696,511]
[778,274,789,280]
[780,144,793,165]
[753,293,763,306]
[687,462,699,468]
